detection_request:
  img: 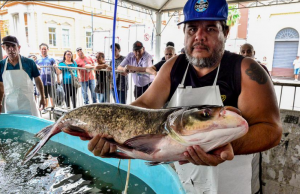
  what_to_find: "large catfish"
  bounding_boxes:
[23,104,248,165]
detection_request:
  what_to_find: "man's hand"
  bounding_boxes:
[179,143,234,166]
[84,134,117,157]
[39,96,46,110]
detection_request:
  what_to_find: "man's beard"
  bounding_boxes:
[185,43,224,68]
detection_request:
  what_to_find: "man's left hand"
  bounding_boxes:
[179,143,234,166]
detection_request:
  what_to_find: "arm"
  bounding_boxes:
[85,57,95,69]
[232,58,282,154]
[95,64,109,70]
[34,76,46,109]
[0,82,3,113]
[145,66,157,76]
[56,63,62,75]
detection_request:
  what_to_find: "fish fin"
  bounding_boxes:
[145,161,174,166]
[104,152,134,159]
[61,125,91,139]
[124,135,162,155]
[35,124,54,139]
[102,138,133,153]
[23,126,61,164]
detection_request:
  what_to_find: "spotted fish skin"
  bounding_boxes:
[23,104,249,164]
[59,103,178,143]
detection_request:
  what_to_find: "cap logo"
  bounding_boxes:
[194,0,209,13]
[136,42,142,47]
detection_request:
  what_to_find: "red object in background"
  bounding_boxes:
[144,33,150,41]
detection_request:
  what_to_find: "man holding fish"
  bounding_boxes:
[87,0,282,193]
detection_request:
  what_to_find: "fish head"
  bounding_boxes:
[165,106,249,150]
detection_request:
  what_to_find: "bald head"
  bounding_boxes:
[240,43,255,59]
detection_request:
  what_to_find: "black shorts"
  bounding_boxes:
[44,85,53,98]
[134,83,151,99]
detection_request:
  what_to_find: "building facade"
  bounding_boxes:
[0,1,155,59]
[247,4,300,77]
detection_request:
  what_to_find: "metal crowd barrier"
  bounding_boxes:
[273,81,300,111]
[37,66,153,120]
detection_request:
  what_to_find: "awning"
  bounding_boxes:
[122,0,299,12]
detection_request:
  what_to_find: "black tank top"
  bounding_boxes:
[168,51,244,108]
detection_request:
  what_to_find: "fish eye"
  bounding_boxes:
[201,109,211,117]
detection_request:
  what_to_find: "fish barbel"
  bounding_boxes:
[23,104,248,165]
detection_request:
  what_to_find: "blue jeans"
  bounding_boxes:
[111,89,127,104]
[81,80,97,104]
[96,93,106,103]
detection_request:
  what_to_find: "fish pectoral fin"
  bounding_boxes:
[35,124,54,139]
[101,138,133,153]
[104,152,134,159]
[61,125,91,139]
[124,134,162,155]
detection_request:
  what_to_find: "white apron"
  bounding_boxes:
[2,55,40,117]
[168,63,256,194]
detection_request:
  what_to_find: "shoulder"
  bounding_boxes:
[241,57,270,85]
[22,56,35,65]
[58,62,65,66]
[144,51,152,59]
[0,58,6,66]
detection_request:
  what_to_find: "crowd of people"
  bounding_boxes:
[0,35,184,113]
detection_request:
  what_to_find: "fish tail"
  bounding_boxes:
[23,124,61,164]
[35,124,54,139]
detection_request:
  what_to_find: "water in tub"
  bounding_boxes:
[0,128,155,194]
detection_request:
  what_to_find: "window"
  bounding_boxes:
[49,27,56,46]
[86,31,92,48]
[62,29,70,47]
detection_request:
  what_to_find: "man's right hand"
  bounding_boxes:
[83,134,117,157]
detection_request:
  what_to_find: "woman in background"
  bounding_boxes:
[57,50,78,109]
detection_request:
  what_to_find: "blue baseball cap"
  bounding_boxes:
[178,0,228,25]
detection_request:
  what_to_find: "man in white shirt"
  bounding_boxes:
[293,56,300,81]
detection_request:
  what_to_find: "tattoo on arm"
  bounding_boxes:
[245,63,268,84]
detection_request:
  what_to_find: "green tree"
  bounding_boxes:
[227,4,241,26]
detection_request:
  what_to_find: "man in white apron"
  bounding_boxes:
[85,0,282,193]
[0,35,46,117]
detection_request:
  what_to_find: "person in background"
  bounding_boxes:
[36,43,58,112]
[262,56,268,67]
[126,46,176,76]
[0,35,45,116]
[94,52,109,103]
[180,48,185,54]
[28,54,40,102]
[57,50,78,109]
[161,41,175,61]
[75,47,97,104]
[240,43,270,75]
[293,56,300,81]
[118,41,153,99]
[108,43,127,104]
[84,0,282,193]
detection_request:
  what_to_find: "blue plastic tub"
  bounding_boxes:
[0,114,185,194]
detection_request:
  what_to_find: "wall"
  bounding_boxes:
[262,109,300,193]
